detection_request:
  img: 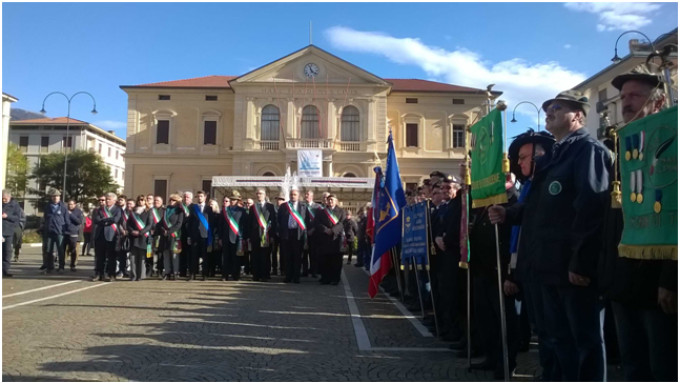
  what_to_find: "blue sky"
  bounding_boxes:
[2,2,677,141]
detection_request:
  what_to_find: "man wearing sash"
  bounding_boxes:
[272,193,286,276]
[218,191,248,281]
[179,191,193,278]
[602,69,676,382]
[277,188,311,283]
[92,192,122,281]
[302,190,319,277]
[248,188,277,282]
[148,196,165,277]
[315,194,346,285]
[490,90,611,381]
[158,194,184,280]
[186,190,212,281]
[242,198,254,276]
[127,195,153,281]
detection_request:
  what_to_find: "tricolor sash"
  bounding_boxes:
[163,207,178,238]
[224,207,241,237]
[323,207,339,225]
[254,203,270,247]
[122,210,130,225]
[102,206,118,233]
[287,202,306,230]
[307,203,316,219]
[182,203,190,216]
[150,208,161,224]
[131,212,149,238]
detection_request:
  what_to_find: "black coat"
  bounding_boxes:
[93,204,123,242]
[186,203,214,241]
[507,129,611,286]
[277,201,311,241]
[126,209,153,250]
[64,207,84,236]
[2,199,22,237]
[343,218,358,241]
[248,201,277,248]
[315,206,346,255]
[217,205,248,244]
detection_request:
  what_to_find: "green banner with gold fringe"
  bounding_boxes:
[470,108,508,208]
[618,105,677,261]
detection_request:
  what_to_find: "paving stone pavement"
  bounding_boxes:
[3,247,622,381]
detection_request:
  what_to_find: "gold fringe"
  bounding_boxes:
[502,153,510,173]
[611,181,622,209]
[618,244,678,261]
[459,261,469,269]
[472,193,508,208]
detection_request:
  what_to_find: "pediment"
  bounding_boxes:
[230,45,390,88]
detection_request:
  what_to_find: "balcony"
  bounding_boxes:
[285,139,333,150]
[338,142,360,152]
[258,141,280,151]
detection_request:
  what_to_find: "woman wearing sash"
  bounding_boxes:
[127,195,153,281]
[158,194,184,280]
[315,194,346,285]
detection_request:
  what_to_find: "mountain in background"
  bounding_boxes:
[11,108,46,121]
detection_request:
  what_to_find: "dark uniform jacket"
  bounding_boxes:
[93,204,123,242]
[43,201,69,236]
[126,208,153,250]
[315,205,346,255]
[2,199,22,237]
[218,205,248,245]
[432,196,462,258]
[507,129,611,286]
[277,201,310,241]
[248,201,277,248]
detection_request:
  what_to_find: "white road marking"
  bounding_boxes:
[341,270,372,351]
[3,283,108,310]
[3,280,82,298]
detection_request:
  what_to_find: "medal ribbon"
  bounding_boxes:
[287,202,306,230]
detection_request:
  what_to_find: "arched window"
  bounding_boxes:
[343,172,357,178]
[301,105,319,139]
[341,106,360,142]
[262,171,275,176]
[261,105,280,141]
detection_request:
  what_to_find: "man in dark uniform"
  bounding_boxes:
[602,68,677,382]
[42,189,69,274]
[186,190,213,281]
[218,191,248,281]
[316,194,346,285]
[277,188,311,283]
[490,90,611,381]
[92,192,122,281]
[2,189,22,277]
[248,188,277,282]
[64,199,84,272]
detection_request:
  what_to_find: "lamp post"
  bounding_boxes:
[510,101,541,131]
[611,30,654,63]
[40,91,97,198]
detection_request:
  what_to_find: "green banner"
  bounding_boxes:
[619,106,677,261]
[470,108,508,208]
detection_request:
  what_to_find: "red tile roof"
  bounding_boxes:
[11,117,89,125]
[122,75,238,89]
[385,79,487,93]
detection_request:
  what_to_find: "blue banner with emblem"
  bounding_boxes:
[401,201,429,268]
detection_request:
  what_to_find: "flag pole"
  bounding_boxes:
[495,224,510,381]
[390,247,405,302]
[424,199,440,336]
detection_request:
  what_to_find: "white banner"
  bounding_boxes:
[297,149,323,177]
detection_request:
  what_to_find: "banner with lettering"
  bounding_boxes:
[401,201,429,268]
[297,149,323,177]
[618,105,677,260]
[470,108,508,207]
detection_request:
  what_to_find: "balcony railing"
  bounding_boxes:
[338,142,360,152]
[258,141,280,151]
[285,139,333,149]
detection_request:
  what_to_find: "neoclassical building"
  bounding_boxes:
[120,45,500,201]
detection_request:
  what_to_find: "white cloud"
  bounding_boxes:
[564,3,661,32]
[325,26,585,118]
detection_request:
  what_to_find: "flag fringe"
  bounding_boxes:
[472,193,508,208]
[618,244,678,261]
[458,261,469,269]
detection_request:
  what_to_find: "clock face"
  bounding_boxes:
[304,63,319,78]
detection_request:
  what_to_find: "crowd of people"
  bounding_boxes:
[2,68,676,382]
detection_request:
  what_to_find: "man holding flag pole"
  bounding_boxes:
[368,132,407,299]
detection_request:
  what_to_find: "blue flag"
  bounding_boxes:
[373,133,407,258]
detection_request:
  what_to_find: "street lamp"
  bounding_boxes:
[611,30,654,63]
[40,91,97,198]
[510,101,541,131]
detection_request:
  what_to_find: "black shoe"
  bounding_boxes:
[252,277,260,282]
[91,275,101,282]
[293,279,300,284]
[493,363,516,380]
[70,266,77,272]
[161,275,169,281]
[3,273,13,278]
[200,275,206,281]
[470,358,495,371]
[354,263,364,267]
[39,265,47,270]
[331,281,339,285]
[458,348,484,359]
[284,279,291,283]
[320,280,330,285]
[186,274,194,281]
[310,273,317,278]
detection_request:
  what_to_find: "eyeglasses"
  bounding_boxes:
[99,199,105,202]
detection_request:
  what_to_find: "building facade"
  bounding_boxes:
[120,45,500,203]
[2,92,19,189]
[8,117,126,214]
